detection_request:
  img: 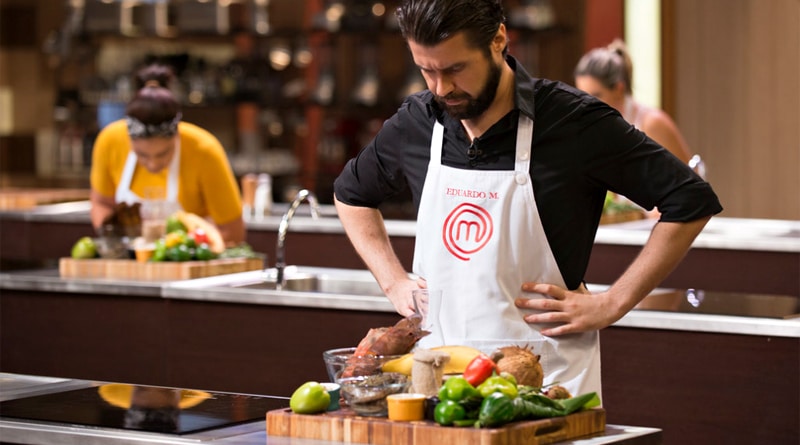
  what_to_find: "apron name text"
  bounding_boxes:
[445,187,499,200]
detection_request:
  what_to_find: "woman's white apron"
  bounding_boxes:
[115,142,181,206]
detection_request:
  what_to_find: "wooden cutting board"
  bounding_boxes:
[59,257,264,281]
[266,407,605,445]
[0,188,90,210]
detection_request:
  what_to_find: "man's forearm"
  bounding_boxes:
[607,216,711,318]
[334,196,411,294]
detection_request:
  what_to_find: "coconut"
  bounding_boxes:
[490,345,543,388]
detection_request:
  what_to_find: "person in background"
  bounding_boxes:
[574,39,696,166]
[333,0,722,397]
[89,64,245,246]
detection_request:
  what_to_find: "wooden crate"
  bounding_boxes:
[266,407,605,445]
[59,257,264,281]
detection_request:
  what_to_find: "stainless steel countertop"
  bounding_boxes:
[2,200,798,253]
[2,266,799,338]
[0,268,163,297]
[0,373,661,445]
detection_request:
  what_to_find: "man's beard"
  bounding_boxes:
[435,58,503,120]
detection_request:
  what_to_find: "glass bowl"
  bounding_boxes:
[322,347,404,383]
[338,373,410,417]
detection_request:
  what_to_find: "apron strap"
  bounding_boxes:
[116,151,139,203]
[514,115,534,173]
[166,141,180,201]
[431,121,444,164]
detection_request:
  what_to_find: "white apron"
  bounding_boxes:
[115,142,181,206]
[412,115,602,397]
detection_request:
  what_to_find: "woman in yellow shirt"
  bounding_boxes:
[90,65,245,246]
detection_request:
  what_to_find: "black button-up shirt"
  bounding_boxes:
[334,56,722,289]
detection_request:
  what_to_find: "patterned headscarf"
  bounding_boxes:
[126,112,182,139]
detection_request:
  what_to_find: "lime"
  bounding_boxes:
[71,237,97,259]
[289,381,330,414]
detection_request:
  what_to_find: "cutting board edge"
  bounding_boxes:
[266,407,606,445]
[58,257,263,280]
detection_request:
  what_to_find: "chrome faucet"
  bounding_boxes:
[275,189,320,290]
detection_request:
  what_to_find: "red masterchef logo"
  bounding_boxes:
[442,203,494,261]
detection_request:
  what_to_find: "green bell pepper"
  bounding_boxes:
[477,392,517,427]
[434,399,466,426]
[438,376,481,403]
[476,375,518,399]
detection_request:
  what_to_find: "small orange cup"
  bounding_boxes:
[386,393,426,421]
[134,243,156,263]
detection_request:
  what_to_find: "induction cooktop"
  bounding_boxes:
[0,383,289,435]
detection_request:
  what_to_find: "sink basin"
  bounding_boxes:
[229,271,384,296]
[231,275,317,291]
[166,266,388,299]
[162,266,396,312]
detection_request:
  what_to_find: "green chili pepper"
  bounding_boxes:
[476,375,519,399]
[558,392,600,413]
[434,399,466,426]
[514,391,600,420]
[512,395,564,419]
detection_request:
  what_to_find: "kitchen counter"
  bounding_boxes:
[2,200,798,252]
[2,201,798,295]
[1,267,797,444]
[0,373,662,445]
[1,267,797,338]
[2,203,799,444]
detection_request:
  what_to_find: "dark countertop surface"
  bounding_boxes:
[0,373,662,445]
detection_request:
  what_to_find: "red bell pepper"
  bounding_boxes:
[462,353,496,386]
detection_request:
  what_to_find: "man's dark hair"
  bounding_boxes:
[396,0,506,57]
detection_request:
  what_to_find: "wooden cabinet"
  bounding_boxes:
[1,285,797,443]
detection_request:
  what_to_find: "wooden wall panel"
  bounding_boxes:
[671,0,800,220]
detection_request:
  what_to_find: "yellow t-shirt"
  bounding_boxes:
[91,120,242,225]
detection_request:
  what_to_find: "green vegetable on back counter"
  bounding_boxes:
[218,243,258,259]
[165,215,187,234]
[71,237,97,259]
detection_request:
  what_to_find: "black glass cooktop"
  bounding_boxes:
[0,384,289,435]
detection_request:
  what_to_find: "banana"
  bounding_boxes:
[381,354,414,375]
[381,345,482,376]
[174,210,226,253]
